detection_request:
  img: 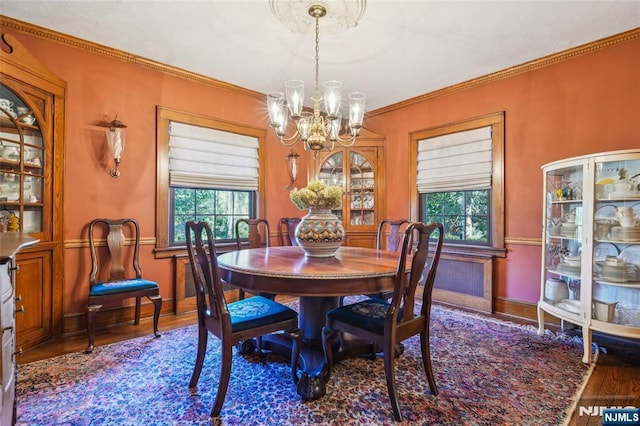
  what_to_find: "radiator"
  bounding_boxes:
[431,254,493,313]
[174,256,238,313]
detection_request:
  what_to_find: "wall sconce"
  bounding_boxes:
[285,149,300,189]
[105,115,127,177]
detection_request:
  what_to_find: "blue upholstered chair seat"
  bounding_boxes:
[90,278,159,297]
[327,298,404,335]
[228,296,298,333]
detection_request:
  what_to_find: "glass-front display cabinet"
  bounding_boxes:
[538,149,640,363]
[0,85,45,234]
[309,129,385,247]
[1,33,65,351]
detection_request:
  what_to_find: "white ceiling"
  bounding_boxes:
[1,1,639,112]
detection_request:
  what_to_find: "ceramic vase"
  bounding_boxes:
[295,208,344,257]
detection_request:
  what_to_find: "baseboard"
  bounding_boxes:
[493,296,562,327]
[63,298,177,335]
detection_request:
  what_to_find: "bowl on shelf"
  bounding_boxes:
[544,277,569,302]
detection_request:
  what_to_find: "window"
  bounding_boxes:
[420,190,490,243]
[156,107,266,254]
[170,188,255,244]
[410,112,504,253]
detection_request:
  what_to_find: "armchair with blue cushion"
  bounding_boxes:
[85,218,162,353]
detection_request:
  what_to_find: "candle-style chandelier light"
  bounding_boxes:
[267,2,366,153]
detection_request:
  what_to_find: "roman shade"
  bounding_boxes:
[417,126,492,193]
[169,121,259,190]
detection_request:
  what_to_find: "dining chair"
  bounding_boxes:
[235,218,271,300]
[85,218,162,353]
[235,218,270,251]
[322,221,444,422]
[185,221,301,418]
[370,219,412,300]
[278,217,301,246]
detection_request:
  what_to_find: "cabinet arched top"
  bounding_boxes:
[1,33,67,95]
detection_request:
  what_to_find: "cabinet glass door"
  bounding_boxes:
[592,156,640,328]
[317,151,344,221]
[543,163,584,311]
[348,151,374,226]
[0,84,44,234]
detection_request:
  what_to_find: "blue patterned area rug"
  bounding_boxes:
[16,303,594,425]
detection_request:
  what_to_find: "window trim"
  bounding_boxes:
[155,106,267,257]
[409,112,505,256]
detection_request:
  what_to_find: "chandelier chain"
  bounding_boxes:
[314,15,320,101]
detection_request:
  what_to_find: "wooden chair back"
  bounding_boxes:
[185,221,230,339]
[278,217,301,246]
[235,218,270,250]
[376,219,411,252]
[392,222,444,325]
[89,218,143,285]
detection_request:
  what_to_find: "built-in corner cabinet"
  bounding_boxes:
[309,128,386,248]
[538,149,640,363]
[0,33,65,350]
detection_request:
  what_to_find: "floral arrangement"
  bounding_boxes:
[290,179,343,210]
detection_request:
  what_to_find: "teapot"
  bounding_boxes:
[0,99,14,110]
[1,145,19,160]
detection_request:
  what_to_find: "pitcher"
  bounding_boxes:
[616,207,636,228]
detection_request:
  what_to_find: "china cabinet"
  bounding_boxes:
[0,33,65,350]
[538,149,640,363]
[309,128,385,248]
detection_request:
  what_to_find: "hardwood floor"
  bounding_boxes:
[18,308,640,425]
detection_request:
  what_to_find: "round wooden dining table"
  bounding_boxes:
[217,245,400,401]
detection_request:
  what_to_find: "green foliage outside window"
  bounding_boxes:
[421,190,490,244]
[171,187,254,244]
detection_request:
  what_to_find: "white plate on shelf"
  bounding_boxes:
[556,299,581,314]
[620,245,640,268]
[594,242,619,261]
[594,205,617,221]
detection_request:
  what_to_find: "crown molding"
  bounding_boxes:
[0,15,264,101]
[367,27,640,117]
[2,16,637,119]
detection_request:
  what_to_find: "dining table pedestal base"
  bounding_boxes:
[258,295,375,401]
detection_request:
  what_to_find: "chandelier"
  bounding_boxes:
[267,2,367,153]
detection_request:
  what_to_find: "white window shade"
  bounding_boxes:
[417,126,492,193]
[169,121,259,190]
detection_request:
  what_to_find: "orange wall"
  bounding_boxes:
[365,36,640,302]
[3,26,639,322]
[2,28,305,318]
